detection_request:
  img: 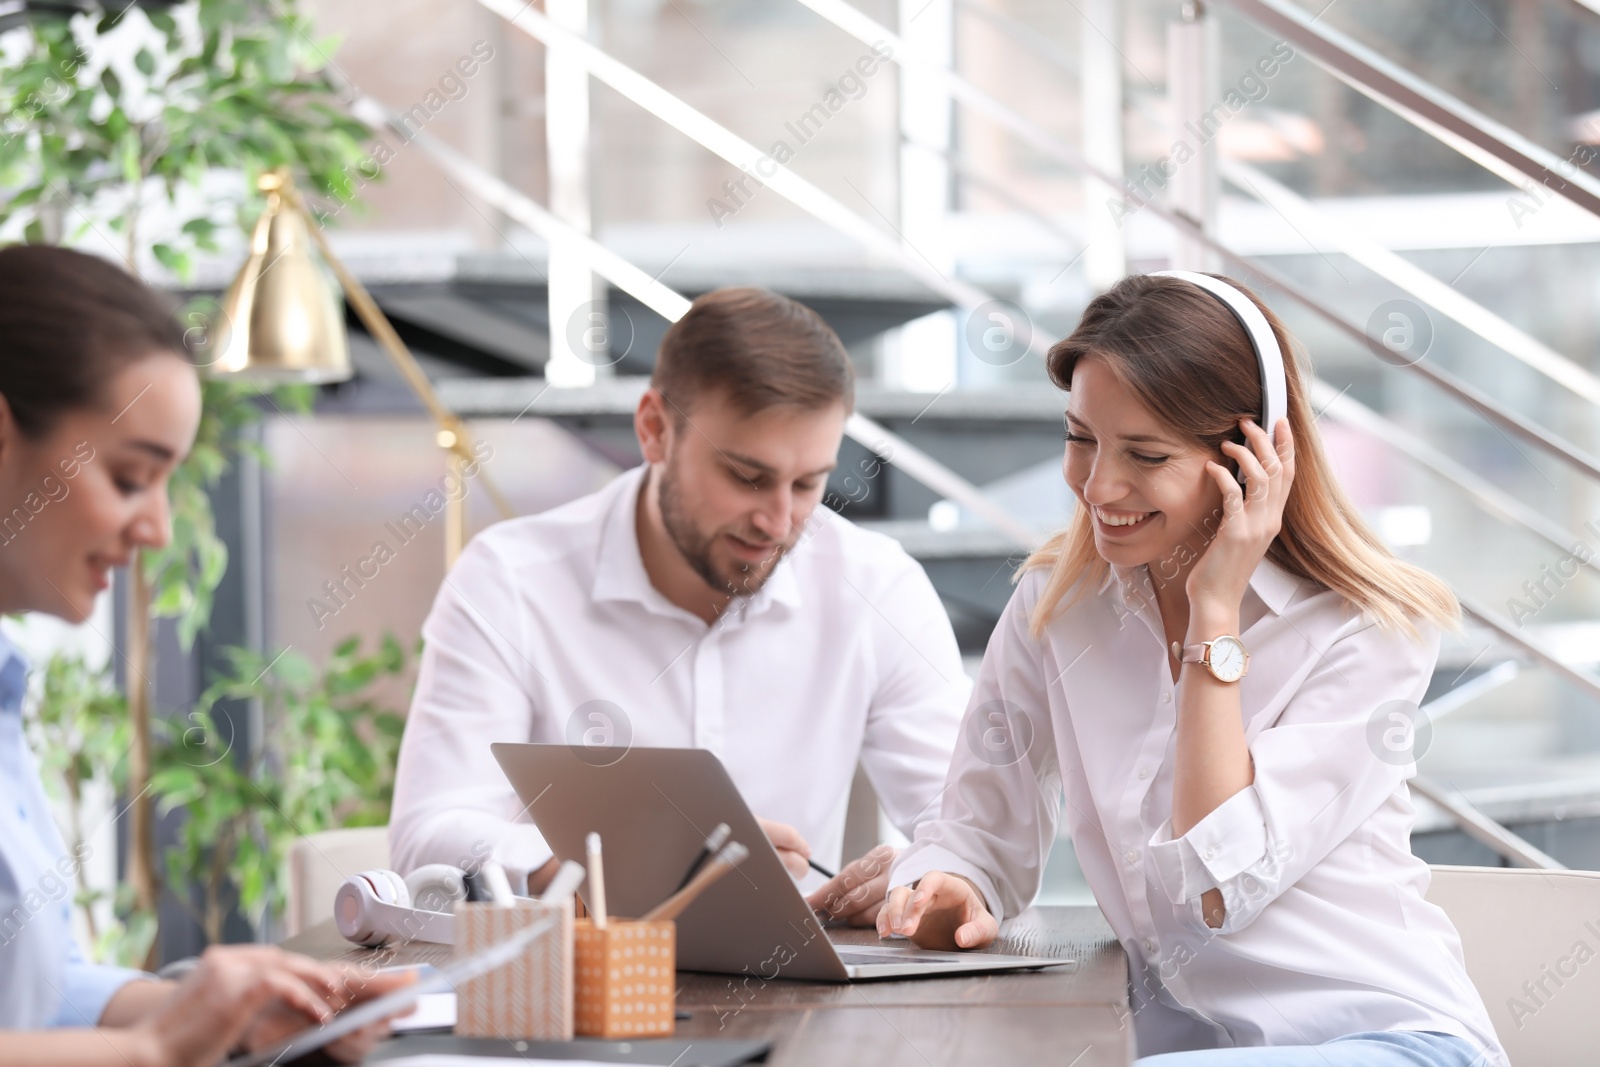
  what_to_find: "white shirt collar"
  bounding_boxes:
[1097,553,1301,617]
[590,464,803,621]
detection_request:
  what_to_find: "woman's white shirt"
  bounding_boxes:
[890,558,1508,1065]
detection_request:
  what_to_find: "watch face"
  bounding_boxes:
[1208,636,1248,682]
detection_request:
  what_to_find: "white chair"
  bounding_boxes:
[285,826,391,937]
[1425,863,1600,1067]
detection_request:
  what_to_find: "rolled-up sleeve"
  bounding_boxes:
[1146,616,1439,936]
[389,535,552,889]
[890,577,1062,924]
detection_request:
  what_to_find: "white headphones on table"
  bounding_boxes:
[335,863,468,947]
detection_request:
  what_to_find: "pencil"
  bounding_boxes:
[586,832,608,929]
[644,842,749,922]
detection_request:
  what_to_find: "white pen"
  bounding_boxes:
[480,861,516,907]
[538,859,587,905]
[586,832,608,929]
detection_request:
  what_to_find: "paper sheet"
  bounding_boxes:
[389,992,457,1032]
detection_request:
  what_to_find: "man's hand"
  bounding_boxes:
[806,844,895,927]
[238,959,418,1063]
[526,857,562,895]
[876,871,998,951]
[757,817,812,879]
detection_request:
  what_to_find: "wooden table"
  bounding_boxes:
[283,905,1133,1066]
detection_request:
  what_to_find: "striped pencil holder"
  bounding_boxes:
[453,899,574,1039]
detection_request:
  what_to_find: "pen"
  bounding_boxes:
[480,862,516,906]
[674,822,731,892]
[807,858,837,880]
[644,841,749,922]
[538,859,587,905]
[462,869,494,903]
[586,832,608,929]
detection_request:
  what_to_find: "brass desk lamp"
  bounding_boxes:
[212,168,514,565]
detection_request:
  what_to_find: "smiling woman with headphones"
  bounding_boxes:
[0,245,411,1067]
[877,272,1509,1067]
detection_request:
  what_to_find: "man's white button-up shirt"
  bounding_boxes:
[391,464,968,888]
[891,559,1507,1065]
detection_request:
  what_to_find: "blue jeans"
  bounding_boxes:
[1136,1031,1490,1067]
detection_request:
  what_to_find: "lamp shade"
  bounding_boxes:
[211,173,353,384]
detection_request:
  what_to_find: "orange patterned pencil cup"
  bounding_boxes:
[573,918,676,1038]
[454,899,574,1039]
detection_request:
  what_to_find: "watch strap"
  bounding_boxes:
[1170,641,1207,664]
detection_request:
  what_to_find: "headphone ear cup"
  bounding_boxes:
[376,868,411,908]
[404,864,468,913]
[336,869,409,946]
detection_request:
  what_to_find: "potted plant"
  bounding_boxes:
[151,636,409,945]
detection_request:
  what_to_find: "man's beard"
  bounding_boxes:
[658,460,793,598]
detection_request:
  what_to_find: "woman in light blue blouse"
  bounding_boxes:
[0,245,409,1066]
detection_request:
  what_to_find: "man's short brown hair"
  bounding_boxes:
[651,287,855,418]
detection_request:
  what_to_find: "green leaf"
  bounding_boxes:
[148,10,179,40]
[134,48,156,77]
[151,242,189,276]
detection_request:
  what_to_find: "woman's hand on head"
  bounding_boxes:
[1187,416,1296,615]
[876,871,998,951]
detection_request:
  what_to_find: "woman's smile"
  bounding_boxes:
[1093,505,1159,537]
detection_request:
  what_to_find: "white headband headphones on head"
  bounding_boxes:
[1150,270,1288,434]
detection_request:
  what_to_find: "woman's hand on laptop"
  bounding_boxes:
[758,817,814,879]
[806,844,896,927]
[877,872,998,951]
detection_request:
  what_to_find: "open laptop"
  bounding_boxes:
[491,743,1073,981]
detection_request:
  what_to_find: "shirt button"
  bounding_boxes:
[1203,847,1216,860]
[1162,693,1172,704]
[1144,938,1157,953]
[1138,768,1150,779]
[1124,849,1138,863]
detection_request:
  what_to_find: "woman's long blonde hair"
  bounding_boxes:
[1022,273,1458,639]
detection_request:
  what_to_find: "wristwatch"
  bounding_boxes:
[1169,635,1250,683]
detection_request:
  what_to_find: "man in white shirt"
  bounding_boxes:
[389,287,968,923]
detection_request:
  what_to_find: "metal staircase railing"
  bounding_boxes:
[1215,0,1600,219]
[474,0,1051,365]
[795,0,1600,462]
[342,94,1042,549]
